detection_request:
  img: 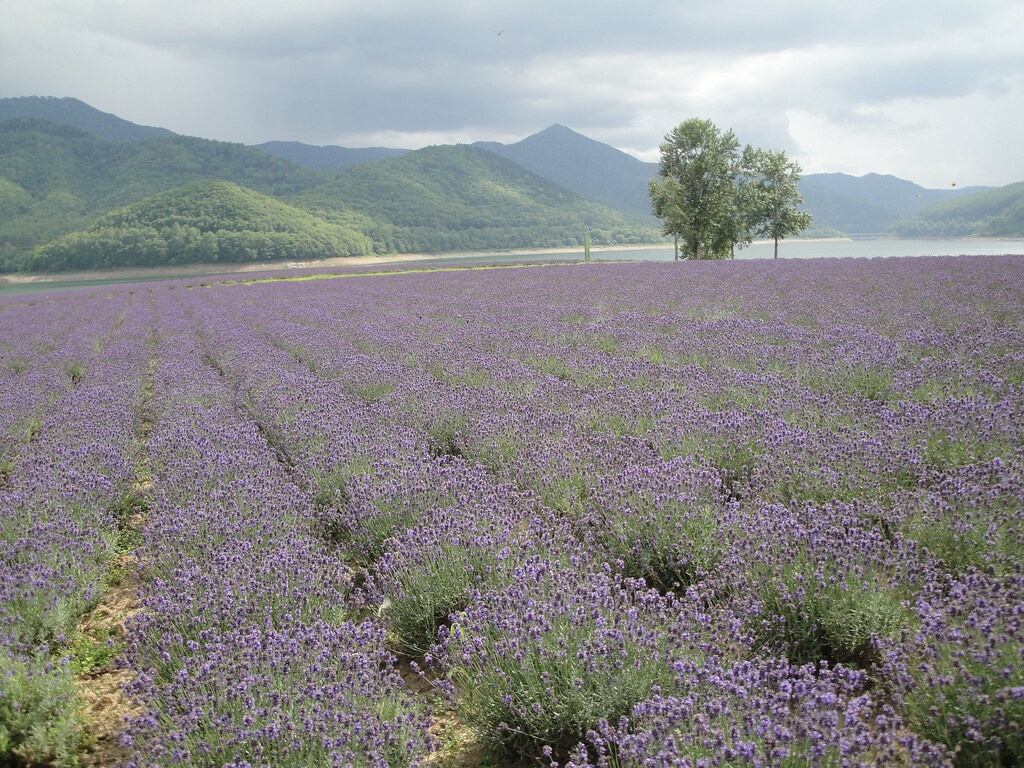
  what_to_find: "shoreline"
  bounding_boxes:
[3,236,1020,287]
[0,240,847,285]
[0,244,653,285]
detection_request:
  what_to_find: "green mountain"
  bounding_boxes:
[29,180,374,272]
[797,179,897,235]
[0,96,175,143]
[797,173,989,235]
[475,124,659,215]
[891,182,1024,237]
[257,127,935,232]
[0,118,316,203]
[254,125,660,213]
[0,118,320,259]
[7,97,1018,243]
[0,111,659,273]
[253,141,409,172]
[253,125,659,214]
[294,143,658,253]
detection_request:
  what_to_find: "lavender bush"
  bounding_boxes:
[893,572,1024,766]
[568,655,951,767]
[363,466,559,656]
[434,555,692,761]
[119,292,431,767]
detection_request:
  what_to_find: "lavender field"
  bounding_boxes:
[2,255,1023,768]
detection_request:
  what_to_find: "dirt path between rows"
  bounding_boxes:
[74,554,144,767]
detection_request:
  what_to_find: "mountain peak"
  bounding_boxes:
[536,123,578,135]
[477,124,656,214]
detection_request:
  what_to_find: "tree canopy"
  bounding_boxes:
[649,119,812,260]
[746,148,814,259]
[28,180,375,272]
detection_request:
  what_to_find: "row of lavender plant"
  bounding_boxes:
[0,292,133,478]
[172,282,727,761]
[172,257,1024,764]
[7,255,1019,766]
[118,288,431,767]
[400,258,1023,766]
[1,288,151,766]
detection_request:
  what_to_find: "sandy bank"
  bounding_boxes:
[0,244,672,285]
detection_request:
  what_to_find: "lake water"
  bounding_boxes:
[422,238,1024,266]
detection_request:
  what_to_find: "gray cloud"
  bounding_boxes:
[1,0,1022,186]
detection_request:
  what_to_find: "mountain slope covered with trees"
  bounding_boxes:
[0,111,658,272]
[1,96,1021,274]
[29,180,375,271]
[253,141,409,172]
[251,128,997,237]
[475,124,659,215]
[0,96,175,143]
[0,118,319,260]
[891,182,1024,237]
[292,144,657,253]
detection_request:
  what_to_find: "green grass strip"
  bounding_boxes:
[208,260,588,288]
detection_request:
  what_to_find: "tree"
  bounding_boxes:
[650,119,813,260]
[746,148,813,258]
[648,176,686,260]
[648,119,744,260]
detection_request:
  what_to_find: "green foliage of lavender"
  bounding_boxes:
[0,290,152,766]
[364,468,555,656]
[0,649,83,767]
[894,573,1024,767]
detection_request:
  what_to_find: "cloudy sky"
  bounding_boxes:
[2,0,1022,188]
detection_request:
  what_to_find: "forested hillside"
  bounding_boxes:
[253,141,408,172]
[292,144,657,253]
[5,96,1018,274]
[892,182,1024,237]
[0,96,174,142]
[29,180,375,271]
[0,119,319,264]
[475,124,658,215]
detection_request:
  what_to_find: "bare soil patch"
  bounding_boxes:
[397,656,525,768]
[74,555,143,768]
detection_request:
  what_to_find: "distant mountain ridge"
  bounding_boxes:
[3,95,998,224]
[892,181,1024,237]
[252,141,408,172]
[0,117,319,252]
[0,96,175,143]
[291,143,654,253]
[252,125,994,234]
[798,173,990,235]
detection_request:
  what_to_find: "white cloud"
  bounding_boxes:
[788,72,1024,188]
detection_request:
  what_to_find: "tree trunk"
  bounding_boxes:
[774,237,779,259]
